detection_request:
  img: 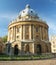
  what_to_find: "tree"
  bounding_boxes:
[2,35,7,43]
[0,37,3,43]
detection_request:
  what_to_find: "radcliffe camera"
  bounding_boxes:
[6,4,51,55]
[0,0,56,65]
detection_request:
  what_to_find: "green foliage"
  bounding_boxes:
[2,35,7,43]
[0,37,3,43]
[0,54,55,61]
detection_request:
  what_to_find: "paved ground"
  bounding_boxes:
[0,58,56,65]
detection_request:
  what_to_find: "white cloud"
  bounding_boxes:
[48,22,56,32]
[50,0,56,4]
[46,18,56,38]
[0,13,18,37]
[0,28,8,37]
[39,14,56,36]
[0,13,18,20]
[48,21,56,39]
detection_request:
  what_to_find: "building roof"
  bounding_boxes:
[18,4,39,20]
[10,4,47,24]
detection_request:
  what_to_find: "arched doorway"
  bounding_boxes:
[37,44,41,54]
[25,44,29,53]
[14,45,19,55]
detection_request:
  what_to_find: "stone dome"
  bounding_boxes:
[17,4,39,21]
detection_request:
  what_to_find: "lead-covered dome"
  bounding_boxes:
[11,4,46,24]
[17,4,39,21]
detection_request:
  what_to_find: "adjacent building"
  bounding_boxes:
[6,4,51,55]
[50,36,56,53]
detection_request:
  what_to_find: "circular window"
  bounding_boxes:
[31,11,33,13]
[23,11,25,13]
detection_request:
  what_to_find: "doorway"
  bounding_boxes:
[14,45,19,55]
[37,44,41,54]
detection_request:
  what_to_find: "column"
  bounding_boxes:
[31,25,33,40]
[9,28,12,42]
[33,25,35,40]
[20,25,23,40]
[8,29,10,41]
[46,28,49,41]
[39,26,42,40]
[41,26,43,40]
[42,26,44,40]
[29,25,31,40]
[23,25,25,40]
[21,25,23,40]
[43,27,46,40]
[20,25,22,40]
[12,27,14,41]
[13,26,16,41]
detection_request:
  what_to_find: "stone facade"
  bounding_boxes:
[6,4,51,55]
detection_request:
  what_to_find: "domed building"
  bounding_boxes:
[6,4,51,55]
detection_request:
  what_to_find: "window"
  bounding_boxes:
[19,15,21,19]
[31,11,33,13]
[36,35,38,38]
[17,36,19,38]
[23,11,25,13]
[53,41,55,44]
[17,27,20,32]
[53,45,56,48]
[36,27,38,32]
[36,35,39,40]
[25,35,29,39]
[54,49,56,52]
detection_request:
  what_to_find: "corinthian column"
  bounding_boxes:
[8,29,10,41]
[13,26,16,41]
[46,28,49,41]
[39,26,42,40]
[23,25,25,40]
[33,25,35,40]
[29,25,31,40]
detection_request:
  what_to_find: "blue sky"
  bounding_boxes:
[0,0,56,38]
